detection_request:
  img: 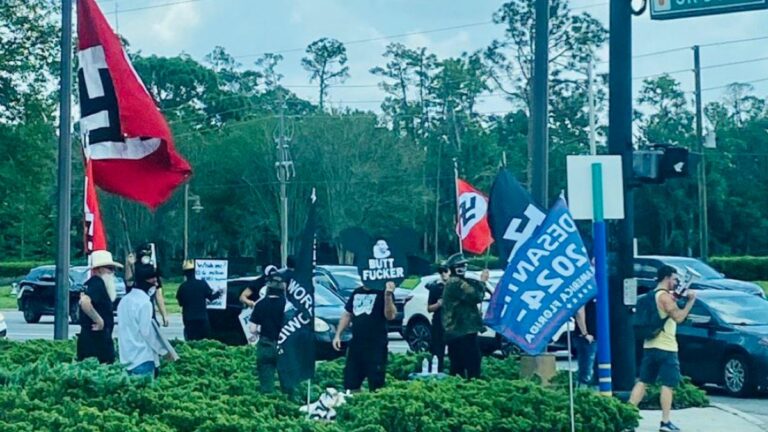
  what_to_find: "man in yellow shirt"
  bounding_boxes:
[629,265,697,432]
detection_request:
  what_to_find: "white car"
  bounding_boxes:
[402,271,572,357]
[0,312,7,339]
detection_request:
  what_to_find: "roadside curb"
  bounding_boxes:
[711,403,768,431]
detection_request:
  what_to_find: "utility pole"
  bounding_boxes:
[531,0,550,207]
[184,184,189,260]
[608,0,636,392]
[588,60,597,156]
[433,138,444,262]
[54,0,73,340]
[275,94,295,268]
[693,46,709,261]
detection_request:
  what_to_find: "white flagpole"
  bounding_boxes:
[566,320,576,432]
[453,158,463,254]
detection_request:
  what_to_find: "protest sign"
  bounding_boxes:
[196,259,228,310]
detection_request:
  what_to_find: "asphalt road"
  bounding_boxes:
[1,310,411,352]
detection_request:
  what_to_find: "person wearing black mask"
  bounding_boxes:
[442,253,487,379]
[249,269,291,394]
[117,263,166,378]
[176,260,220,341]
[426,263,450,372]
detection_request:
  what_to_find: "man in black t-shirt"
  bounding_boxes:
[177,260,221,341]
[427,264,451,372]
[77,250,121,364]
[333,281,397,391]
[249,270,289,394]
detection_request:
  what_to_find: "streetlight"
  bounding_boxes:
[184,184,203,260]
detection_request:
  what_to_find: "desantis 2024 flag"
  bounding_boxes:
[484,199,597,355]
[488,170,546,263]
[77,0,191,208]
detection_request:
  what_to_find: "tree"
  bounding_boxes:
[301,38,350,110]
[484,0,607,183]
[255,53,284,91]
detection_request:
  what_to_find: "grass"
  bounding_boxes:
[0,285,16,310]
[758,281,768,297]
[160,281,181,314]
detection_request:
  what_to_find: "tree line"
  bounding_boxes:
[1,0,766,270]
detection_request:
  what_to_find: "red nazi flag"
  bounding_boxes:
[457,179,494,254]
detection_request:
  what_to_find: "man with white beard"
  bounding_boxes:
[77,250,122,364]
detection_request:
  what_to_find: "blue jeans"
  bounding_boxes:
[128,361,156,379]
[573,336,597,386]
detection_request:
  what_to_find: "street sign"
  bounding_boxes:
[566,155,625,221]
[651,0,768,20]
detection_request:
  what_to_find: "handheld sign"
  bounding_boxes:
[196,259,228,310]
[355,238,408,290]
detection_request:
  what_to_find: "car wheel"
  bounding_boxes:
[723,354,756,397]
[22,298,42,324]
[406,319,432,353]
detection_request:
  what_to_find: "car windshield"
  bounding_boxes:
[709,295,768,326]
[315,285,345,307]
[664,258,722,280]
[334,272,361,291]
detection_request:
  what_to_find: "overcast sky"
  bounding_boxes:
[93,0,768,120]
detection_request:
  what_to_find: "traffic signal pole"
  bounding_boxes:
[608,0,636,392]
[54,0,73,340]
[531,0,549,207]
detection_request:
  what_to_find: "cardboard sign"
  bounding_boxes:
[355,238,407,290]
[196,259,228,310]
[239,307,258,345]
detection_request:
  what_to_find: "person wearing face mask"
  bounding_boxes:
[177,260,221,341]
[441,253,488,379]
[427,263,451,372]
[118,262,166,378]
[249,269,291,394]
[77,250,122,364]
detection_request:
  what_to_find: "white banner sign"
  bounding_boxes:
[196,259,228,310]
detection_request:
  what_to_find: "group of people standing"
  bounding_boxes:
[75,245,220,378]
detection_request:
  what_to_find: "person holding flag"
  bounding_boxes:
[77,250,121,364]
[442,253,488,379]
[249,268,291,394]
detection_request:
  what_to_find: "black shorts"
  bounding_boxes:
[639,348,681,388]
[343,344,388,391]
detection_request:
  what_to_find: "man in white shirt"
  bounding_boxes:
[118,263,166,378]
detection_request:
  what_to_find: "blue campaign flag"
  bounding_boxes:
[484,198,597,355]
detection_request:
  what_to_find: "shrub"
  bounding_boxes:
[639,377,709,410]
[0,339,640,431]
[709,256,768,281]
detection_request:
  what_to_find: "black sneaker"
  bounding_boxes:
[659,421,681,432]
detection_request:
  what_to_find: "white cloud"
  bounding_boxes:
[150,2,202,46]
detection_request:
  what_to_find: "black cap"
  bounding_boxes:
[445,253,468,269]
[134,263,158,281]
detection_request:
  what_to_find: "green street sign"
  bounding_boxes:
[650,0,768,20]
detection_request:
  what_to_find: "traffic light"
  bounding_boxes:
[633,145,700,184]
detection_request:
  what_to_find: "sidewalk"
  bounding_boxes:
[637,405,768,432]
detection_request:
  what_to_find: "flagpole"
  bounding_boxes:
[566,322,576,432]
[453,158,463,254]
[54,0,74,340]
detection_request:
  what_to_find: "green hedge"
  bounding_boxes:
[0,261,50,278]
[0,340,640,432]
[709,256,768,281]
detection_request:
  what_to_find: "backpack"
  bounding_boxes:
[633,290,668,341]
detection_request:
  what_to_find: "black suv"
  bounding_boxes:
[16,265,126,324]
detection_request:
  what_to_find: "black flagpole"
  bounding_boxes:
[54,0,73,340]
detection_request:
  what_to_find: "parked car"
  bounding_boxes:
[316,265,413,335]
[402,271,572,357]
[0,312,6,339]
[635,290,768,396]
[634,256,765,298]
[16,265,126,324]
[208,273,353,360]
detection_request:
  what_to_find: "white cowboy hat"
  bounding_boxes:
[90,250,124,269]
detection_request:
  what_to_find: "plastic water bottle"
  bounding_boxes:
[421,358,429,374]
[430,355,438,374]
